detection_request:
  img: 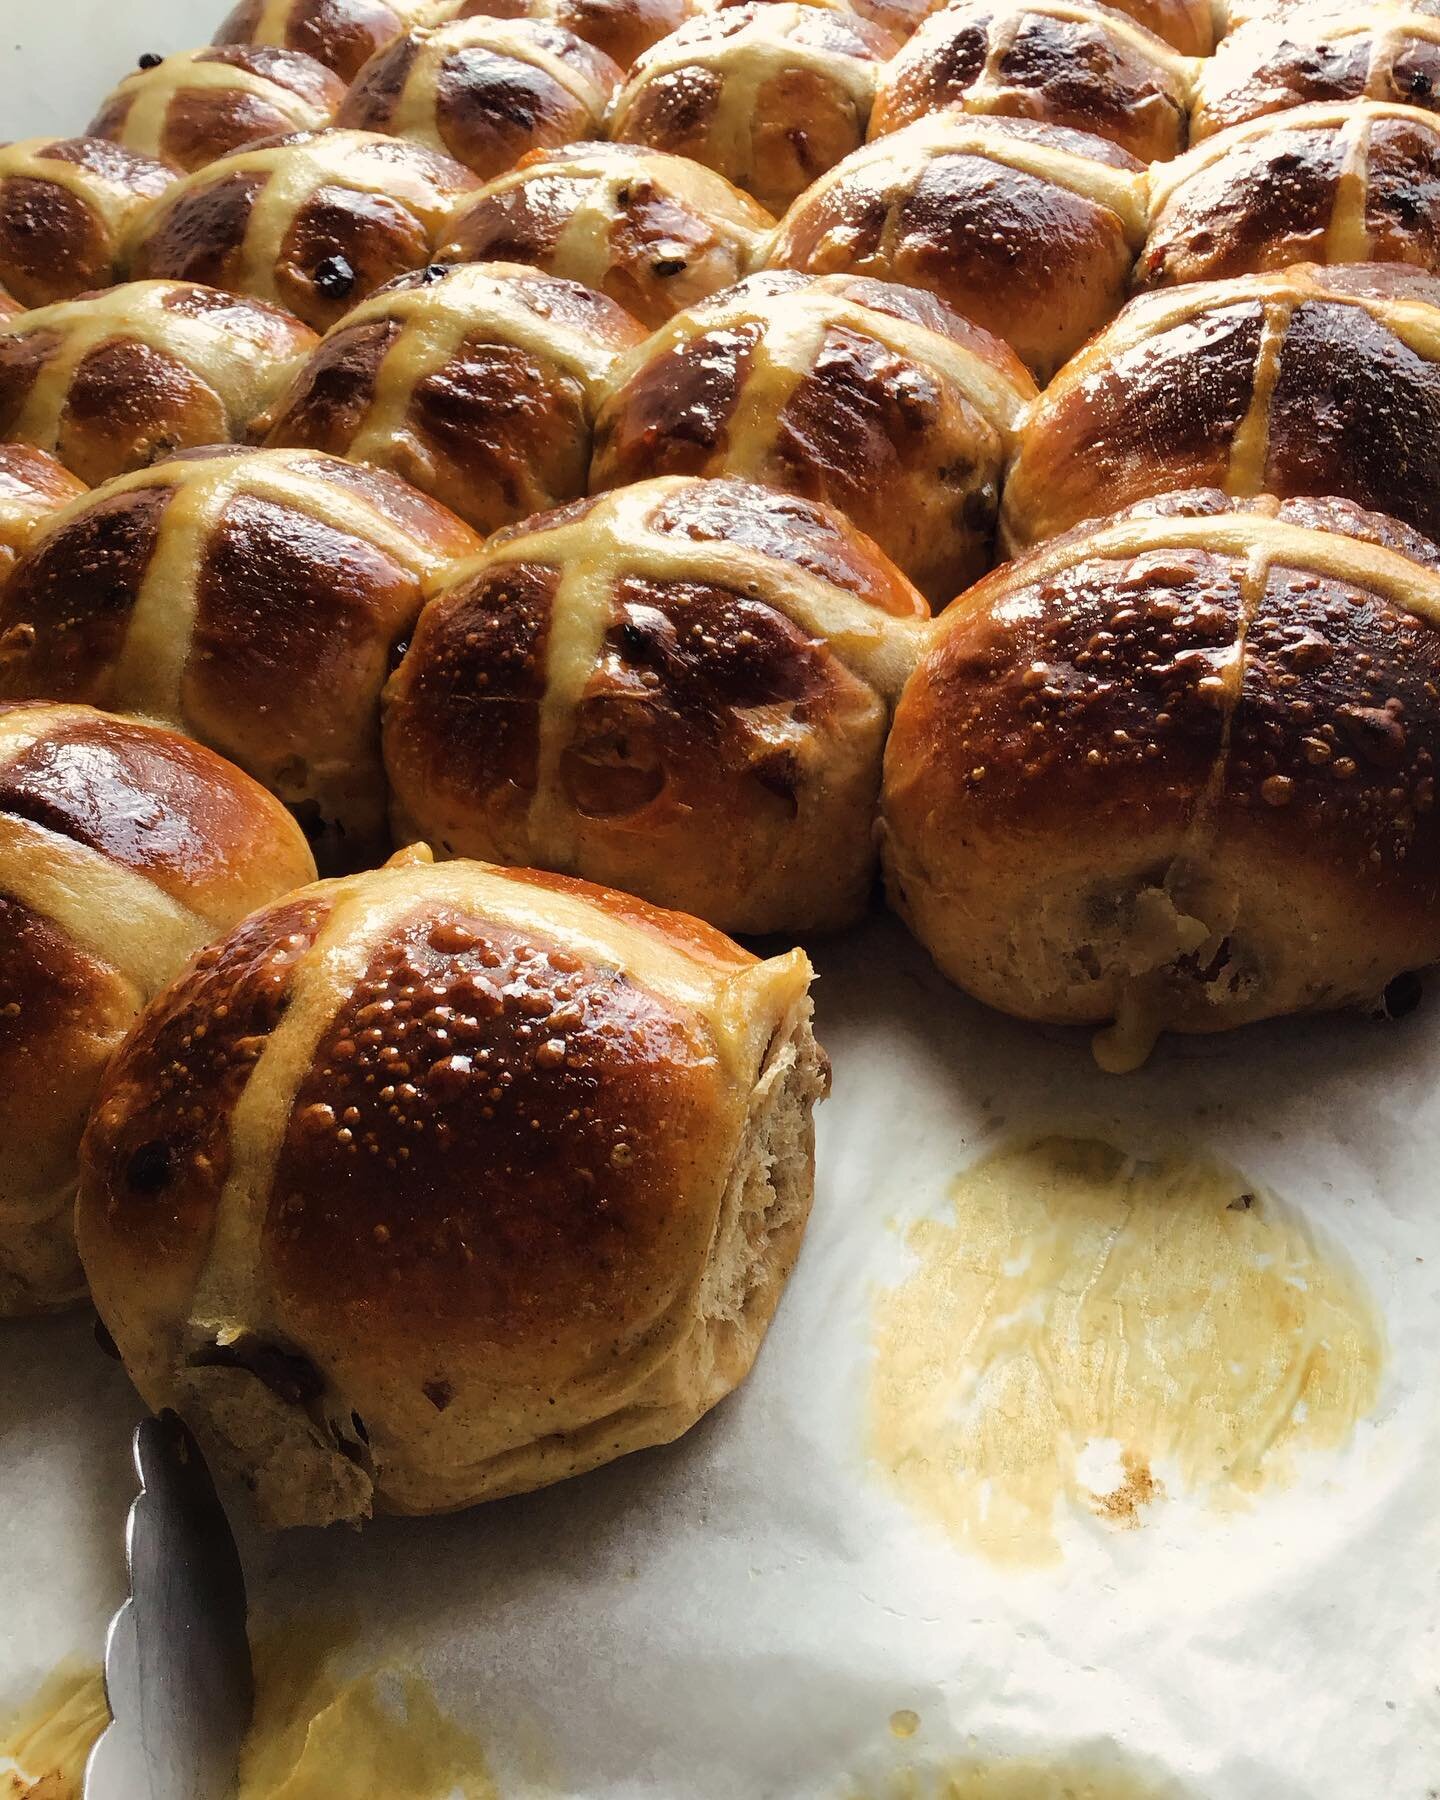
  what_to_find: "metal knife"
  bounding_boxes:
[84,1412,253,1800]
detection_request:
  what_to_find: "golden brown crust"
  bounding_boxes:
[1003,263,1440,552]
[77,854,823,1523]
[337,17,622,178]
[1140,100,1440,288]
[125,129,479,333]
[0,448,479,869]
[0,699,315,1315]
[0,137,174,311]
[0,280,318,488]
[1197,2,1440,139]
[435,141,774,328]
[591,269,1036,604]
[429,0,694,69]
[0,445,87,583]
[88,47,346,174]
[609,2,898,214]
[882,490,1440,1063]
[870,0,1195,161]
[262,260,645,533]
[765,111,1147,379]
[384,475,929,931]
[698,0,932,47]
[214,0,434,81]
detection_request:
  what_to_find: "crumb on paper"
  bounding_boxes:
[868,1137,1385,1565]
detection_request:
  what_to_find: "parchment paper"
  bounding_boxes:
[2,8,1439,1794]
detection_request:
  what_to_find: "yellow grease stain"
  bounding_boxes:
[238,1620,500,1800]
[0,1663,108,1800]
[852,1752,1182,1799]
[869,1137,1383,1565]
[890,1709,921,1739]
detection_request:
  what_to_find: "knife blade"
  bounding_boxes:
[83,1412,253,1800]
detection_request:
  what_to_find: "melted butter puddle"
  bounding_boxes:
[0,1663,108,1800]
[870,1137,1384,1565]
[854,1752,1178,1799]
[238,1620,500,1800]
[0,1626,501,1800]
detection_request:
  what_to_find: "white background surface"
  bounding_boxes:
[2,7,1439,1797]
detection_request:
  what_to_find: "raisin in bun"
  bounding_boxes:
[0,700,315,1315]
[591,270,1036,605]
[435,142,774,328]
[383,477,929,932]
[1194,1,1440,139]
[608,4,898,215]
[428,0,693,70]
[0,446,478,869]
[78,846,827,1526]
[766,113,1148,380]
[215,0,435,82]
[338,17,622,179]
[126,129,478,334]
[1003,263,1440,553]
[870,0,1195,162]
[0,281,317,488]
[88,47,346,174]
[1140,100,1440,288]
[881,490,1440,1070]
[0,448,86,585]
[0,138,174,311]
[261,261,644,533]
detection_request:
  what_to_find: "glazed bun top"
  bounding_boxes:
[0,698,317,977]
[1194,2,1440,139]
[870,0,1197,162]
[1141,99,1440,288]
[260,259,646,532]
[0,137,175,311]
[427,0,695,69]
[88,46,347,173]
[78,848,819,1523]
[882,488,1440,1062]
[608,2,899,214]
[125,129,479,332]
[1001,261,1440,552]
[697,0,929,46]
[765,112,1148,379]
[337,17,623,178]
[0,445,479,866]
[0,447,87,582]
[0,280,318,488]
[214,0,436,81]
[435,141,775,327]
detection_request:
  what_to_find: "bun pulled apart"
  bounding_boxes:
[383,475,929,932]
[0,700,315,1314]
[881,491,1440,1069]
[78,848,828,1527]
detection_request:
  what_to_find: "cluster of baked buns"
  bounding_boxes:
[5,0,1440,1526]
